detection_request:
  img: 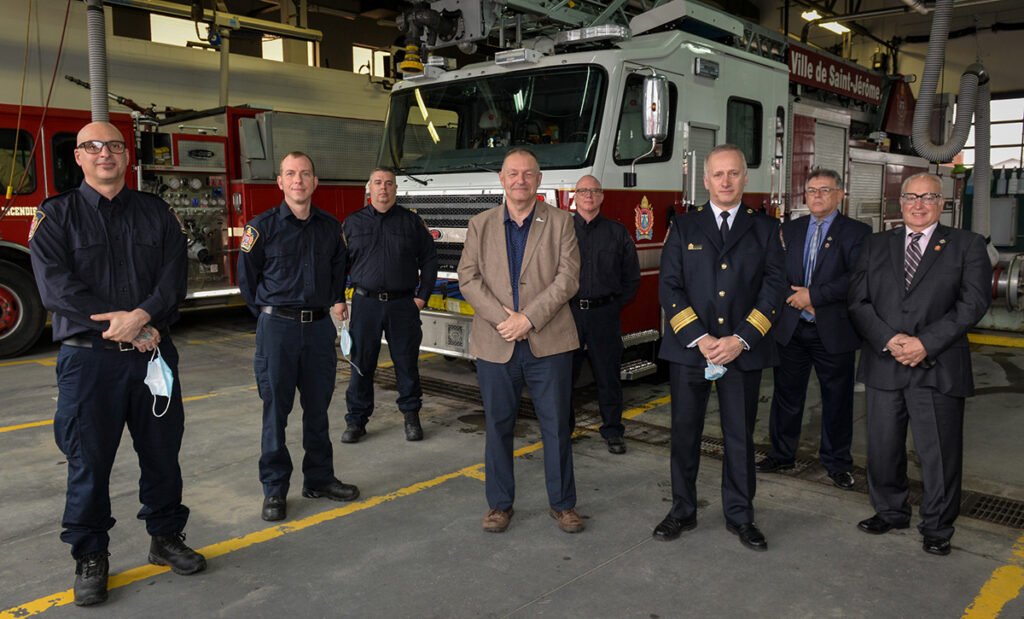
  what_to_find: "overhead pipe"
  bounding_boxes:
[899,0,929,15]
[85,0,109,121]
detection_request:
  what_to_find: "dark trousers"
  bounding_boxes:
[768,321,855,473]
[54,339,189,560]
[345,293,423,427]
[477,341,575,511]
[254,313,338,497]
[668,362,762,525]
[570,303,625,439]
[865,384,964,540]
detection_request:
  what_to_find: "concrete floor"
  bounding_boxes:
[1,307,1022,618]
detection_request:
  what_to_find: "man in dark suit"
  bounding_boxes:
[849,172,990,556]
[653,144,785,551]
[757,169,870,489]
[457,147,584,534]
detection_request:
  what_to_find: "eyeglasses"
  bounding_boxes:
[76,140,127,154]
[575,188,603,196]
[805,187,839,196]
[900,192,942,205]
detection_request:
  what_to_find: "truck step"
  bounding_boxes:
[620,359,658,381]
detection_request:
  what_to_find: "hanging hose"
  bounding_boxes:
[7,0,33,200]
[86,0,109,122]
[909,0,992,243]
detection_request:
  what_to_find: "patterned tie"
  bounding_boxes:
[719,211,729,243]
[804,220,822,286]
[905,231,923,291]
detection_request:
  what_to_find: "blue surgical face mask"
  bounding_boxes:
[704,359,727,381]
[339,324,363,377]
[145,347,174,417]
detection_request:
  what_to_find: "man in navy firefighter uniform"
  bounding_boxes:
[569,174,641,454]
[237,151,359,523]
[757,169,870,490]
[653,144,785,551]
[340,167,438,443]
[29,121,206,607]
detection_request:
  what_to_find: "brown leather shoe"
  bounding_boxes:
[550,508,585,533]
[482,508,513,533]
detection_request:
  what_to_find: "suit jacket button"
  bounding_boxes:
[720,263,728,269]
[718,290,725,297]
[717,317,725,324]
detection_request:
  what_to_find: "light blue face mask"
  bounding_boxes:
[704,359,727,381]
[145,347,174,417]
[339,325,363,377]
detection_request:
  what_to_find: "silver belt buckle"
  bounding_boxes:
[579,299,591,310]
[119,341,135,352]
[301,310,313,323]
[378,292,390,302]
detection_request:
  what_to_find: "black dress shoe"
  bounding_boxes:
[262,496,286,521]
[857,514,910,535]
[149,532,207,575]
[923,536,951,556]
[652,515,697,541]
[341,425,366,443]
[302,480,360,502]
[404,416,424,441]
[606,436,627,454]
[726,522,768,551]
[829,471,856,490]
[74,552,109,606]
[755,456,794,473]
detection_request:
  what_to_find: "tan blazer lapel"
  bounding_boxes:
[519,200,545,277]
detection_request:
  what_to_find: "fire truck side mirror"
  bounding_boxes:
[642,75,669,142]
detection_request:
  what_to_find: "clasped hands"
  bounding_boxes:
[697,334,744,366]
[497,306,531,342]
[786,285,815,316]
[90,308,161,352]
[886,333,928,367]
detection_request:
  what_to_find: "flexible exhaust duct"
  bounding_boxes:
[86,0,109,121]
[909,0,992,242]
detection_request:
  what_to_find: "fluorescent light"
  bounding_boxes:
[801,10,821,21]
[820,22,851,34]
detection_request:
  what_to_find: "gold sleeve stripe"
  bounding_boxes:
[746,309,771,337]
[670,307,698,333]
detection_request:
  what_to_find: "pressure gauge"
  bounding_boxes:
[167,177,181,190]
[189,177,203,190]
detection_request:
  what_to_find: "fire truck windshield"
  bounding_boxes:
[379,65,607,174]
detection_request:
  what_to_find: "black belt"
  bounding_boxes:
[62,331,167,352]
[353,287,414,302]
[571,295,615,310]
[261,306,329,322]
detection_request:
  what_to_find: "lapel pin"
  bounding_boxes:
[940,239,947,244]
[934,245,941,251]
[535,216,544,222]
[824,243,831,248]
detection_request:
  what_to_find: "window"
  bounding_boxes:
[0,129,36,195]
[958,97,1024,167]
[613,74,677,164]
[353,46,391,77]
[51,132,83,193]
[726,98,762,168]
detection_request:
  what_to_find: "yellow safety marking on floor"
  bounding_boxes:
[0,419,53,433]
[2,392,667,617]
[378,353,437,369]
[0,356,57,367]
[622,395,672,420]
[962,531,1024,618]
[184,333,255,345]
[968,333,1024,348]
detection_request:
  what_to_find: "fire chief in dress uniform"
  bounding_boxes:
[849,172,990,556]
[653,144,785,551]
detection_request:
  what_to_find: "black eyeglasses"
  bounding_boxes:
[805,187,839,196]
[575,188,603,196]
[900,192,942,205]
[76,140,127,154]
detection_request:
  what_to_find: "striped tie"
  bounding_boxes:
[905,232,923,291]
[804,220,822,286]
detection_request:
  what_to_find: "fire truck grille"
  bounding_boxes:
[435,243,464,272]
[403,194,501,271]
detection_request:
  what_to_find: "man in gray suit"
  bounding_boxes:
[849,172,990,556]
[457,147,583,534]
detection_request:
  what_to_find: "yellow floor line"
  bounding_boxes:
[1,393,664,617]
[0,357,57,367]
[968,333,1024,348]
[962,532,1024,618]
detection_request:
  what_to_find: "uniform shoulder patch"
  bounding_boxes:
[240,225,259,253]
[27,209,46,241]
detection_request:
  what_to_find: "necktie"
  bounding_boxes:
[905,232,923,291]
[804,220,822,286]
[719,211,729,243]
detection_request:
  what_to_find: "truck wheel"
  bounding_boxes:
[0,260,46,358]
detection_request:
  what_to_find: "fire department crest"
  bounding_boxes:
[240,225,259,253]
[634,196,654,241]
[27,209,46,241]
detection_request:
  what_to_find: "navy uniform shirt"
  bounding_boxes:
[504,204,534,311]
[29,181,187,340]
[343,203,439,303]
[237,202,347,313]
[573,212,641,305]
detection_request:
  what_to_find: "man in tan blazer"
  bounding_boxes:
[457,147,583,534]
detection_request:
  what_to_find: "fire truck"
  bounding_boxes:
[381,0,933,378]
[0,103,383,357]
